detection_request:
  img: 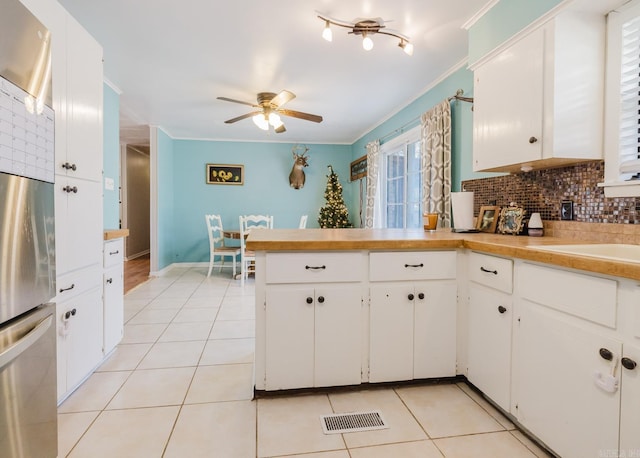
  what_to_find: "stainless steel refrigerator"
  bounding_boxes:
[0,0,58,456]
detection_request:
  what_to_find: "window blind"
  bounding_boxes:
[619,14,640,177]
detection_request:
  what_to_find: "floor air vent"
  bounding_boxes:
[320,410,388,434]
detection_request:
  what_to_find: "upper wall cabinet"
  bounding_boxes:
[472,11,605,173]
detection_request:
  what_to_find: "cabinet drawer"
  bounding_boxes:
[104,238,124,268]
[265,252,366,284]
[519,263,617,328]
[469,252,513,294]
[56,263,102,302]
[369,251,456,282]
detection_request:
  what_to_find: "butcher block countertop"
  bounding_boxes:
[247,228,640,282]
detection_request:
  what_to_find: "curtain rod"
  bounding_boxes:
[370,88,474,147]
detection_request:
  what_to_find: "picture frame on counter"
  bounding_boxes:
[206,164,244,185]
[477,205,500,233]
[498,203,526,235]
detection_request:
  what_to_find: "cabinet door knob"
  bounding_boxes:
[418,293,425,300]
[317,296,325,304]
[62,162,77,171]
[622,357,637,370]
[528,136,538,144]
[407,293,414,301]
[498,305,507,314]
[63,185,78,193]
[106,278,113,284]
[599,348,613,361]
[64,311,71,320]
[71,308,77,316]
[306,297,313,304]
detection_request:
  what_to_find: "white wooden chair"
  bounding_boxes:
[299,214,308,228]
[205,214,240,278]
[239,214,273,286]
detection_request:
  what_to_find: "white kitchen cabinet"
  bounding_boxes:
[55,176,102,275]
[369,251,457,383]
[620,343,640,454]
[467,252,513,411]
[264,284,362,390]
[103,238,124,355]
[56,284,104,401]
[513,262,621,457]
[472,11,604,173]
[514,300,621,458]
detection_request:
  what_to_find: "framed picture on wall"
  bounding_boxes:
[476,205,500,233]
[350,155,367,181]
[206,164,244,185]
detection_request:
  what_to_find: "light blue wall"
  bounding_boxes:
[103,83,120,229]
[468,0,563,64]
[157,129,176,269]
[168,140,352,263]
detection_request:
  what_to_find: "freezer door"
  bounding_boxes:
[0,303,57,458]
[0,173,55,323]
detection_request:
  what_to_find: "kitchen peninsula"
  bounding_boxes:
[248,228,640,457]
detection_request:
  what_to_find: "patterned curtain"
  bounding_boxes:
[364,140,380,228]
[420,100,452,227]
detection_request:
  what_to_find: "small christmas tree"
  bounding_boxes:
[318,165,352,228]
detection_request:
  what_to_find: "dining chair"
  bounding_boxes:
[239,214,273,286]
[205,214,241,278]
[299,214,308,228]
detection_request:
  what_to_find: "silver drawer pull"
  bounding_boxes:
[305,265,326,270]
[404,263,424,268]
[480,266,498,275]
[109,250,119,255]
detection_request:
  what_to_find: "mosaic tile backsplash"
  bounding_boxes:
[461,161,640,224]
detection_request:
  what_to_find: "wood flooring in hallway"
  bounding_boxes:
[124,253,150,293]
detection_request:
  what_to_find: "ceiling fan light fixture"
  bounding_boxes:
[399,39,414,56]
[316,13,411,56]
[362,34,374,51]
[252,114,269,130]
[268,112,283,128]
[322,21,332,42]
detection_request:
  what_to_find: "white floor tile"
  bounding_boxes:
[165,400,256,458]
[328,388,428,448]
[396,384,505,438]
[107,367,195,409]
[216,302,255,320]
[67,406,179,458]
[126,308,179,325]
[146,297,188,309]
[434,431,538,458]
[159,322,214,342]
[57,411,99,458]
[456,382,515,430]
[137,340,206,369]
[200,338,254,365]
[185,363,254,403]
[183,296,223,308]
[172,307,219,323]
[95,343,152,372]
[121,323,167,344]
[257,395,346,457]
[58,371,131,413]
[210,319,255,339]
[349,440,443,458]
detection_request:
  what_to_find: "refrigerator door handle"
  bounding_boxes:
[0,315,53,371]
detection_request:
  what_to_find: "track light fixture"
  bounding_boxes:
[317,13,413,55]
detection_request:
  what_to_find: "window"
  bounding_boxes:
[379,127,422,228]
[602,0,640,197]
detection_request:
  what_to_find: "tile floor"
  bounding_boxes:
[57,266,552,458]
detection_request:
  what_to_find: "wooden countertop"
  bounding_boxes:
[246,228,640,282]
[104,229,130,240]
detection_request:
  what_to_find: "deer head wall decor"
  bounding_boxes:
[289,145,309,189]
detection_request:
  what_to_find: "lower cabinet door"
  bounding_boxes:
[467,284,512,411]
[58,286,104,398]
[414,280,457,379]
[265,286,315,390]
[369,282,414,382]
[514,301,621,457]
[103,266,124,354]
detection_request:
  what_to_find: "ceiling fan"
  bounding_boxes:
[217,90,323,134]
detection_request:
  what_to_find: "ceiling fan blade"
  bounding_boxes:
[275,124,286,134]
[224,111,262,124]
[278,109,323,123]
[217,96,259,108]
[269,90,295,108]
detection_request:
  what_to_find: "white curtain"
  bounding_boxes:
[420,100,452,227]
[364,140,381,228]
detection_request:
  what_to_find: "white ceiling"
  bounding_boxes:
[57,0,489,146]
